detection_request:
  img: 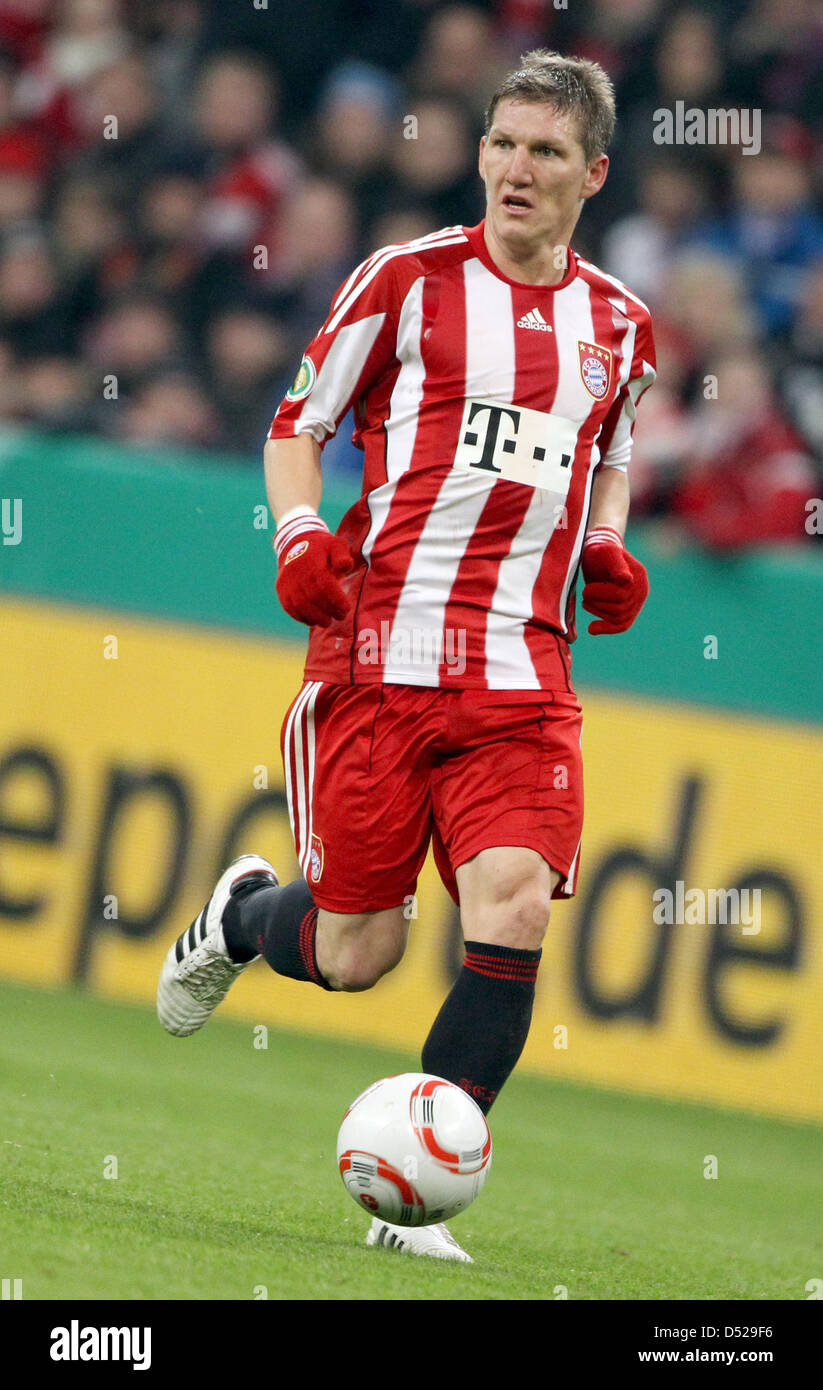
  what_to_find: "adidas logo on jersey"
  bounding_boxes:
[517,307,553,332]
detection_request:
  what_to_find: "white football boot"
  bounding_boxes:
[365,1218,473,1263]
[157,854,278,1036]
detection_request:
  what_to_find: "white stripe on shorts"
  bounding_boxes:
[561,719,584,894]
[283,680,322,879]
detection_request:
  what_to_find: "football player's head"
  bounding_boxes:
[479,51,613,255]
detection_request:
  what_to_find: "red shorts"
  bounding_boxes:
[280,682,584,913]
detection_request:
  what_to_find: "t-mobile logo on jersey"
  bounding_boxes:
[454,398,578,501]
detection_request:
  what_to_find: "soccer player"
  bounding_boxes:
[158,50,655,1262]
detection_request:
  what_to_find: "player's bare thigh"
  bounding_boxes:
[316,905,409,992]
[314,845,558,989]
[456,846,561,950]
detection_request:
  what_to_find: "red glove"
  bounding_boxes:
[581,525,649,635]
[274,509,354,628]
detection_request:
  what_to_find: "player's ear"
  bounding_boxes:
[581,153,609,201]
[478,135,487,181]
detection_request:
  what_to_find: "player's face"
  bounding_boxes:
[479,99,608,257]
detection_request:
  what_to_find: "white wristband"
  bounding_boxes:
[273,507,328,559]
[584,525,624,549]
[275,504,319,530]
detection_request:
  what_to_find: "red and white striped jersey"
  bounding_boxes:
[269,220,655,691]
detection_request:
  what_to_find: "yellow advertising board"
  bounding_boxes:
[1,596,821,1121]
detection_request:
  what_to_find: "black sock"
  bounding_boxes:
[222,877,331,989]
[421,940,541,1114]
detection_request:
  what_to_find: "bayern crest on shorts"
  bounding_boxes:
[309,833,324,883]
[578,341,613,400]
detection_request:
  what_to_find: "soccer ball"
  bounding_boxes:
[336,1072,492,1227]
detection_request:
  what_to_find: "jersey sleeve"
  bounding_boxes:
[596,312,657,472]
[269,251,403,447]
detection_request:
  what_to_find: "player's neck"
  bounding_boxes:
[483,219,572,286]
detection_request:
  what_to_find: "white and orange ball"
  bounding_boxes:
[337,1073,492,1227]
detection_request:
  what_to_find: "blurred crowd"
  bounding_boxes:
[0,0,821,549]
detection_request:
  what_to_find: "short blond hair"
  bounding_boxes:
[485,50,616,163]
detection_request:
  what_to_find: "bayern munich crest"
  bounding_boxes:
[578,341,613,400]
[309,833,324,883]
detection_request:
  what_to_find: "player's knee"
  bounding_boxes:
[327,949,397,993]
[473,882,552,950]
[323,923,407,992]
[503,889,551,948]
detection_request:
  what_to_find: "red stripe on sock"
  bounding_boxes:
[464,956,540,983]
[298,907,322,986]
[464,951,539,968]
[465,966,537,982]
[464,960,538,976]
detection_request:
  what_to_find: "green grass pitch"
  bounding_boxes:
[0,978,820,1301]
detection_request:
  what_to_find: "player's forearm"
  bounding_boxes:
[264,433,323,524]
[587,465,630,538]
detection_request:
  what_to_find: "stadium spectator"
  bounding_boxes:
[389,97,482,229]
[50,173,133,344]
[257,178,358,348]
[779,259,823,458]
[197,0,345,133]
[0,46,47,173]
[84,291,187,395]
[0,229,69,356]
[135,0,204,116]
[601,156,711,306]
[0,128,44,227]
[728,0,823,130]
[658,252,758,363]
[410,4,507,121]
[71,53,166,186]
[133,168,204,301]
[190,52,296,258]
[309,61,399,237]
[556,0,667,87]
[269,178,358,292]
[692,118,823,336]
[205,307,291,454]
[670,352,817,549]
[119,368,222,449]
[52,173,122,273]
[600,5,729,221]
[12,0,131,150]
[15,352,95,431]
